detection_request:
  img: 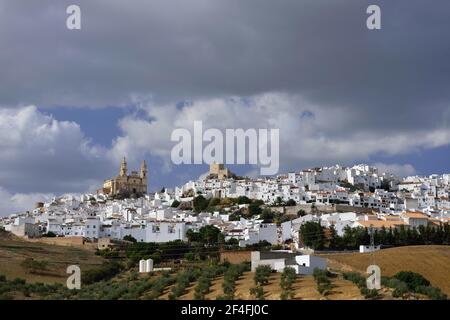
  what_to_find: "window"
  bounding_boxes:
[152,225,160,233]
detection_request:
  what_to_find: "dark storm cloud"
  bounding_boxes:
[0,0,449,129]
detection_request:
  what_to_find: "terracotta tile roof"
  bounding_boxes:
[382,216,403,221]
[356,219,406,229]
[429,218,444,226]
[403,212,429,219]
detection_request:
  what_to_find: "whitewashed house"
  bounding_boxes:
[239,223,278,247]
[251,251,327,275]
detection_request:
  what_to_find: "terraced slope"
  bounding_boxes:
[159,271,362,300]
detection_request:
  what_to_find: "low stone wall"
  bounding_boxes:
[27,236,96,249]
[271,204,373,215]
[271,204,336,216]
[335,204,374,214]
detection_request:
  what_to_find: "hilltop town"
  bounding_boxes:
[1,160,449,250]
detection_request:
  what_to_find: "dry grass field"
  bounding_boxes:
[0,232,105,284]
[324,245,450,295]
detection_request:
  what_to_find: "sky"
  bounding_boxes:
[1,0,450,215]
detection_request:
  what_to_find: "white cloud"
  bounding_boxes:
[0,186,54,216]
[0,96,448,217]
[110,93,450,174]
[243,167,261,179]
[373,163,417,177]
[0,105,112,195]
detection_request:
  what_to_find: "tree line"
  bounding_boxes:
[300,221,450,250]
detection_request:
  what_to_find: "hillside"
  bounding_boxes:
[0,231,105,284]
[324,245,450,295]
[157,271,363,300]
[0,232,447,300]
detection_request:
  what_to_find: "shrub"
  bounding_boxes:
[247,203,262,217]
[193,195,209,213]
[343,272,367,289]
[146,273,175,300]
[21,258,49,274]
[249,286,265,300]
[286,199,296,206]
[280,267,296,290]
[313,268,332,296]
[254,265,272,286]
[344,272,380,299]
[83,262,123,285]
[170,269,200,300]
[171,200,181,208]
[393,271,430,291]
[222,279,236,299]
[96,249,120,258]
[221,263,247,299]
[193,266,223,300]
[11,278,26,285]
[297,209,307,217]
[102,282,130,300]
[184,252,195,261]
[43,232,56,237]
[0,293,13,300]
[194,276,212,300]
[300,222,325,250]
[208,198,221,207]
[280,290,292,300]
[123,235,137,243]
[382,273,447,300]
[128,271,139,281]
[415,285,447,300]
[280,267,296,300]
[383,278,409,298]
[360,288,379,299]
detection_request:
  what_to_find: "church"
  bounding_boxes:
[98,158,148,197]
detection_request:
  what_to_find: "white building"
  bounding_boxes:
[251,251,327,275]
[238,223,278,247]
[359,245,381,253]
[122,222,187,243]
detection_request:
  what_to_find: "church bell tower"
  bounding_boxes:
[120,157,128,177]
[140,160,148,179]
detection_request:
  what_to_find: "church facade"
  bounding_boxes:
[98,158,148,197]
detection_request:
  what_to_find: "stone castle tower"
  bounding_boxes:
[208,161,230,180]
[98,158,148,196]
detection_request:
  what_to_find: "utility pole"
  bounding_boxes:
[367,224,381,289]
[369,224,375,266]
